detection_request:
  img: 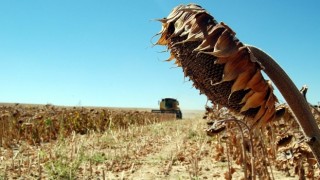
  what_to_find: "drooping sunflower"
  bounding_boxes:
[155,4,278,127]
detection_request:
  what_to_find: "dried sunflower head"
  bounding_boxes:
[156,4,278,127]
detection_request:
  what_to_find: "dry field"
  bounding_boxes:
[0,103,318,179]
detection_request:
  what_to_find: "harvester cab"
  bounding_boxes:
[152,98,182,119]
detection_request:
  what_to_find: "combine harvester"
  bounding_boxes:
[151,98,182,119]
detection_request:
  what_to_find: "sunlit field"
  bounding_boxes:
[1,103,319,179]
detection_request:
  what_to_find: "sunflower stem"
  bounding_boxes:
[248,45,320,166]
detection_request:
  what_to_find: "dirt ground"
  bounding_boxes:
[104,112,298,180]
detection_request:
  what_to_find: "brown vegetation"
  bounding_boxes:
[204,103,320,179]
[1,103,315,179]
[0,104,174,148]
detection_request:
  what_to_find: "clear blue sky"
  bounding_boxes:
[1,1,319,110]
